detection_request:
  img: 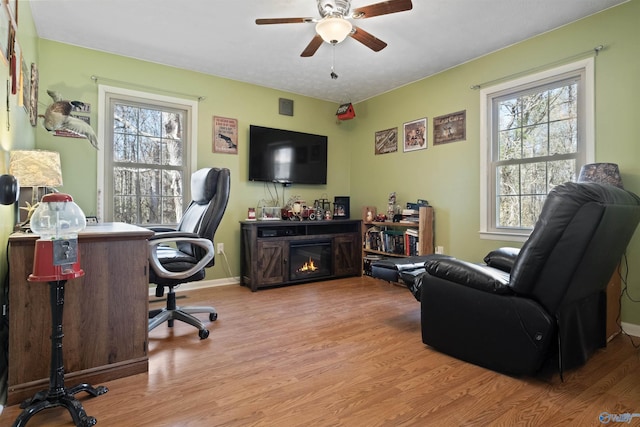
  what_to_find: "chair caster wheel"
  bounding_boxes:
[209,312,218,321]
[199,329,210,339]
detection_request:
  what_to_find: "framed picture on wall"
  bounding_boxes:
[403,118,427,152]
[212,116,238,154]
[374,127,398,155]
[0,4,9,64]
[29,62,39,126]
[433,110,466,145]
[7,0,16,27]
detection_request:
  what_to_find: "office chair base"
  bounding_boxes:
[148,306,216,340]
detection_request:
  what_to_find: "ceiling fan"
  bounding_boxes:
[256,0,413,57]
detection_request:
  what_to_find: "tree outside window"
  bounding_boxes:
[480,58,594,240]
[98,86,196,226]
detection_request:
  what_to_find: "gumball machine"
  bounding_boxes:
[14,193,108,427]
[29,193,86,282]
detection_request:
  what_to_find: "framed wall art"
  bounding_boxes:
[8,24,15,94]
[433,110,466,145]
[374,127,398,155]
[19,42,28,109]
[403,117,427,152]
[212,116,238,154]
[29,62,39,126]
[0,4,9,64]
[7,0,16,27]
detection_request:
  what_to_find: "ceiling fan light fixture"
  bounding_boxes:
[315,16,353,44]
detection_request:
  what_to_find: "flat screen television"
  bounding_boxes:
[248,125,328,185]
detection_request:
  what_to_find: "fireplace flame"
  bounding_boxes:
[298,257,319,273]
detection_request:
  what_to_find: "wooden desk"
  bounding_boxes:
[7,223,153,406]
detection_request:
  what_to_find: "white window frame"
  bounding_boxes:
[479,58,595,241]
[97,84,198,223]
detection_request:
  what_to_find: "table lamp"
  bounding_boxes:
[9,150,63,226]
[577,163,624,189]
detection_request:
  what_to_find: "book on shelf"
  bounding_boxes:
[405,228,419,236]
[404,228,419,256]
[380,229,404,254]
[400,216,419,223]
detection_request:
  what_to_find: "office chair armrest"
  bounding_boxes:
[148,237,215,280]
[148,226,177,233]
[149,231,199,241]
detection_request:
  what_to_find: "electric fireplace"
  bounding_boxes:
[289,240,332,281]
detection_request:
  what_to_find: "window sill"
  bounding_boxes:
[479,230,529,243]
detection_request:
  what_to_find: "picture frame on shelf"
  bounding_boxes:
[403,117,427,152]
[374,127,398,155]
[333,196,350,219]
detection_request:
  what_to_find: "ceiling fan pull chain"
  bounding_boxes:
[330,44,338,79]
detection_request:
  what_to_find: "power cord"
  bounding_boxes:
[618,253,640,349]
[217,247,234,279]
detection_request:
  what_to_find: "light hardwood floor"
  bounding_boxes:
[2,276,639,426]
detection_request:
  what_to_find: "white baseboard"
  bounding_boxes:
[148,277,239,296]
[621,322,640,338]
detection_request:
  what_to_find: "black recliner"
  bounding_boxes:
[413,182,640,376]
[148,167,230,339]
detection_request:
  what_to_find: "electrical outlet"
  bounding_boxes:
[217,243,224,254]
[435,246,444,254]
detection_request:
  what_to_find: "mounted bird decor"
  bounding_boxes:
[40,90,99,149]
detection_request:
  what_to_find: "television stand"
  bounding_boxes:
[240,220,362,291]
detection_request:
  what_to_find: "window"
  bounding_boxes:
[98,86,198,226]
[480,58,594,240]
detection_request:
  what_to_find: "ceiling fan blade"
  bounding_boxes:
[301,35,324,57]
[350,26,387,52]
[352,0,413,19]
[255,17,314,25]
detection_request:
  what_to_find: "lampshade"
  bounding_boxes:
[577,163,624,189]
[315,16,353,44]
[9,150,63,188]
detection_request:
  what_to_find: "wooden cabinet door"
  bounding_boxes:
[333,234,361,277]
[256,240,288,285]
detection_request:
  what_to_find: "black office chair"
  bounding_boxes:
[148,167,230,339]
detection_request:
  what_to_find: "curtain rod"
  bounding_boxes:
[90,75,206,101]
[470,45,604,90]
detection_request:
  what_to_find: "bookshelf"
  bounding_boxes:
[362,205,434,264]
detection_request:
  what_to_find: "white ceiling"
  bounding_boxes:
[30,0,626,104]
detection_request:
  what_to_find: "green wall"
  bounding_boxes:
[0,1,39,292]
[3,0,640,325]
[348,0,640,324]
[34,39,356,282]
